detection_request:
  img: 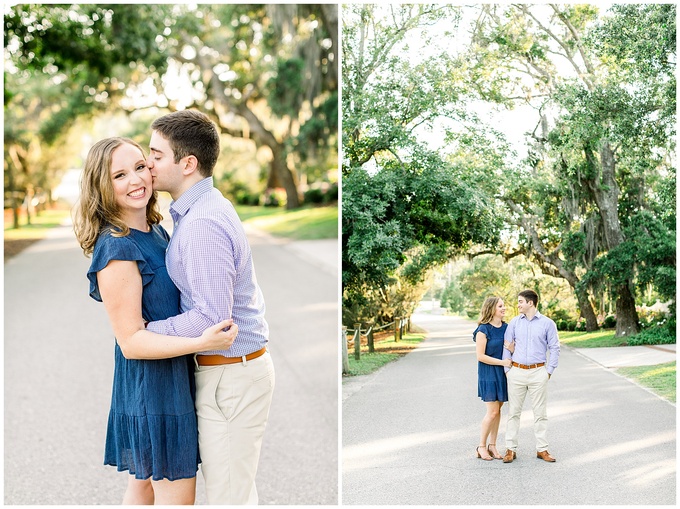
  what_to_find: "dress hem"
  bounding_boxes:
[105,462,199,482]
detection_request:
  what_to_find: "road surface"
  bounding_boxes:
[5,220,338,505]
[342,313,675,505]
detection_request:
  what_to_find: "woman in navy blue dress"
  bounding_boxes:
[74,137,237,504]
[472,296,513,460]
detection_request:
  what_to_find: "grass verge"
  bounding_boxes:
[4,208,72,261]
[236,204,337,240]
[559,328,676,348]
[616,362,676,403]
[559,330,623,348]
[345,332,426,377]
[4,208,71,237]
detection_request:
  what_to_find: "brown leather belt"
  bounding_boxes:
[512,361,545,369]
[196,347,267,366]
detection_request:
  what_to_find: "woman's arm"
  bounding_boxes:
[475,331,512,367]
[97,259,237,360]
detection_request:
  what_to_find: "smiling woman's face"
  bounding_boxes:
[110,142,152,218]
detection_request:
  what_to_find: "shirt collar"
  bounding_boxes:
[519,310,543,321]
[170,177,214,220]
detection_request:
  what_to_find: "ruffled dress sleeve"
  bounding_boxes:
[87,231,156,302]
[472,323,490,342]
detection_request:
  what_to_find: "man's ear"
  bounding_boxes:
[182,155,200,176]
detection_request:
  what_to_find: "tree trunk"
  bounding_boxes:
[206,70,302,209]
[269,143,301,209]
[585,142,640,337]
[506,198,600,331]
[234,105,301,209]
[573,283,599,331]
[7,145,22,229]
[615,283,640,339]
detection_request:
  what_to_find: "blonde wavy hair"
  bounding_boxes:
[73,137,162,256]
[477,296,503,325]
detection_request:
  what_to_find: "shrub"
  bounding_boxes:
[555,319,569,331]
[324,182,339,203]
[235,190,260,206]
[575,318,587,332]
[566,320,577,331]
[263,188,287,207]
[304,188,325,204]
[603,315,616,329]
[549,308,573,322]
[627,325,676,346]
[637,308,668,328]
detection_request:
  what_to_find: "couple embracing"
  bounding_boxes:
[473,290,560,463]
[74,110,274,504]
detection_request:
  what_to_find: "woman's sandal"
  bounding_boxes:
[476,445,493,461]
[487,443,503,459]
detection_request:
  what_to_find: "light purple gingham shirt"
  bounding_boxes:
[502,311,560,374]
[146,177,268,357]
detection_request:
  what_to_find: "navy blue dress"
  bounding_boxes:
[472,322,509,402]
[87,224,199,481]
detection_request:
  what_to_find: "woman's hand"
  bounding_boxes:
[501,358,512,368]
[200,319,238,351]
[504,340,515,353]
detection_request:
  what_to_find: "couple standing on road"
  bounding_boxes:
[74,110,275,504]
[473,290,560,463]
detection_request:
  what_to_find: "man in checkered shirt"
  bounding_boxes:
[146,109,275,504]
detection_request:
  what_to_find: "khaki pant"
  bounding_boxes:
[505,365,549,452]
[194,351,275,505]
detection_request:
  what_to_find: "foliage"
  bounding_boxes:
[453,254,579,322]
[342,5,510,324]
[440,280,465,314]
[464,3,676,336]
[342,155,500,324]
[627,326,676,347]
[603,315,616,329]
[4,4,339,210]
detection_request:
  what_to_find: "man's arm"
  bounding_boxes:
[546,319,560,375]
[97,259,236,359]
[146,218,236,338]
[502,319,515,373]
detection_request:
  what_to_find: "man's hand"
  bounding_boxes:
[200,319,238,351]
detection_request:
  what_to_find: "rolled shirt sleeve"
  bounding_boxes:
[545,318,560,375]
[146,218,235,338]
[145,178,268,357]
[502,317,516,373]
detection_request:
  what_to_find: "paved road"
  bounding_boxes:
[4,220,338,505]
[342,313,676,505]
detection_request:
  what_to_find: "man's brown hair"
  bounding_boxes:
[151,109,220,177]
[519,289,539,308]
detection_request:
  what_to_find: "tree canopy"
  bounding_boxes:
[342,3,675,338]
[4,4,338,213]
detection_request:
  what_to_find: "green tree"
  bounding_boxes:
[4,4,166,227]
[467,4,675,336]
[5,4,338,210]
[342,4,501,324]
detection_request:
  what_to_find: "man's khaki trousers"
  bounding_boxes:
[505,365,549,452]
[194,351,275,505]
